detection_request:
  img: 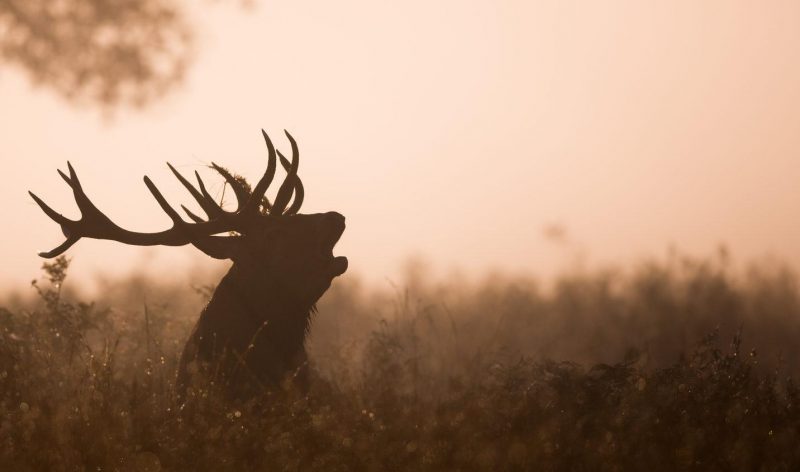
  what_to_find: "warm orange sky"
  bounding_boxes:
[2,0,800,289]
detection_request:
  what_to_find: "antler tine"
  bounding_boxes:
[58,162,110,225]
[38,236,80,258]
[242,129,278,215]
[29,191,70,228]
[210,163,250,212]
[271,130,300,215]
[181,205,206,223]
[61,162,89,207]
[142,176,185,226]
[167,163,223,221]
[195,171,225,218]
[277,149,304,215]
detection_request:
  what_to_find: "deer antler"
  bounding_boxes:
[242,129,278,215]
[30,130,305,258]
[272,130,303,215]
[167,129,302,220]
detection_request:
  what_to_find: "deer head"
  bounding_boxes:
[29,130,348,310]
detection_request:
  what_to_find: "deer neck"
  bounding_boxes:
[212,264,313,326]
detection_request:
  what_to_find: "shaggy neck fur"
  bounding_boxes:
[176,265,317,397]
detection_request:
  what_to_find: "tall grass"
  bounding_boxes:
[1,252,799,470]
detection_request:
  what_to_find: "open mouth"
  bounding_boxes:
[318,213,348,277]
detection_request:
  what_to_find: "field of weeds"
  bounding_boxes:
[2,253,800,471]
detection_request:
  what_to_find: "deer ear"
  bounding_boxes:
[191,235,241,260]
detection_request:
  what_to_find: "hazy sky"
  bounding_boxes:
[2,0,800,290]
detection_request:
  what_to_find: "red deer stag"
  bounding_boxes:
[29,130,348,398]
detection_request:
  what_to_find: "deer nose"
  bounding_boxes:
[323,212,345,233]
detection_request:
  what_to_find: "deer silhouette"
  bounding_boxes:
[29,130,348,398]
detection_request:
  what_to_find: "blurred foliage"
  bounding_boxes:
[1,252,800,470]
[0,0,250,109]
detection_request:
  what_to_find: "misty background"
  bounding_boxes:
[4,3,800,468]
[1,0,799,293]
